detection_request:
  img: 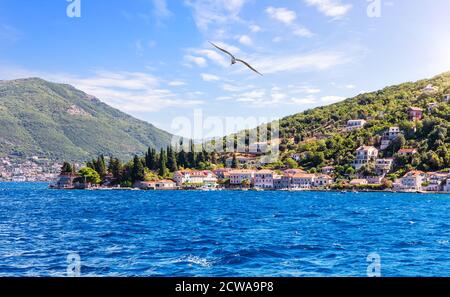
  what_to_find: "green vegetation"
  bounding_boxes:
[254,71,450,174]
[0,78,173,161]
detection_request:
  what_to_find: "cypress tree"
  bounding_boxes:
[188,139,196,168]
[131,155,145,183]
[159,148,168,177]
[167,146,178,172]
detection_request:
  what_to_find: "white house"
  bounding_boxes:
[229,169,255,185]
[388,127,401,139]
[173,170,218,186]
[376,158,394,175]
[314,174,333,187]
[423,84,438,93]
[321,166,335,175]
[395,170,426,191]
[291,173,316,189]
[445,178,450,192]
[397,148,418,157]
[353,146,379,170]
[254,170,274,189]
[346,119,367,131]
[424,172,448,192]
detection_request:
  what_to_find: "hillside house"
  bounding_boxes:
[346,119,367,131]
[353,146,379,170]
[397,148,418,157]
[321,166,335,175]
[376,158,394,175]
[408,107,423,121]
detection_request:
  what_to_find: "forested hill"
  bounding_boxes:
[0,78,173,161]
[273,71,450,174]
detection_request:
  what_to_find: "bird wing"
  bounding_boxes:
[235,59,263,76]
[209,42,235,59]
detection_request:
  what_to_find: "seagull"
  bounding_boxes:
[209,42,263,76]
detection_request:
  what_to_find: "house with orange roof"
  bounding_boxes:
[395,170,426,191]
[254,169,275,189]
[291,173,316,189]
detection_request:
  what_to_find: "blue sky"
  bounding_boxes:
[1,0,450,137]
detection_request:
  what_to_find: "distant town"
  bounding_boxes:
[0,155,63,182]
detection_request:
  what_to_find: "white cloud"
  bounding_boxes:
[272,36,283,43]
[0,64,202,112]
[185,0,248,31]
[238,35,253,46]
[293,27,314,38]
[184,55,208,67]
[249,24,261,32]
[152,0,172,19]
[291,96,317,105]
[168,80,187,86]
[201,73,221,81]
[304,0,352,18]
[266,7,297,24]
[254,51,349,74]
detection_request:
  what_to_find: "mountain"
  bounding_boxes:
[0,78,173,161]
[276,71,450,173]
[229,71,450,175]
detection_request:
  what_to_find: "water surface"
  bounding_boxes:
[0,183,449,276]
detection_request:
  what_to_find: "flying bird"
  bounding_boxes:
[209,42,263,76]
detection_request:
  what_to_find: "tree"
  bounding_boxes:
[77,167,101,184]
[108,157,122,180]
[231,154,238,169]
[188,139,196,168]
[167,146,178,172]
[61,162,73,174]
[145,147,158,170]
[158,148,168,177]
[131,155,145,183]
[285,158,298,169]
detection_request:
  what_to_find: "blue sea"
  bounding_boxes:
[0,182,449,277]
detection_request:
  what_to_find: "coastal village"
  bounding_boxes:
[3,85,450,194]
[0,155,62,182]
[51,88,450,194]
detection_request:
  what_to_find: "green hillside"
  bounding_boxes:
[0,78,173,161]
[272,71,450,175]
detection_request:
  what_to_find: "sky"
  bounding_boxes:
[1,0,450,138]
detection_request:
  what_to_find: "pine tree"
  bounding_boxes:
[159,148,168,177]
[131,155,145,183]
[61,162,73,174]
[167,146,178,172]
[108,157,122,180]
[188,139,196,168]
